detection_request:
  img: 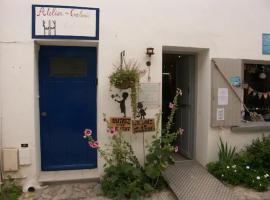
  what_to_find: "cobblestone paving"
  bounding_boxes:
[232,186,270,200]
[19,182,270,200]
[19,182,177,200]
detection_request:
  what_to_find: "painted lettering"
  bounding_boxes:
[36,7,62,17]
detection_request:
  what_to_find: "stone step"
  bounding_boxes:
[38,168,99,184]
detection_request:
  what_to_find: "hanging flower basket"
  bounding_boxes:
[109,67,139,90]
[109,60,146,118]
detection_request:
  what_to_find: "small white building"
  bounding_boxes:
[1,0,270,191]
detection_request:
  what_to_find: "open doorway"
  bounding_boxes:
[162,53,196,161]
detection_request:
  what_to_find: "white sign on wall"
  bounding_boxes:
[138,83,160,109]
[32,5,99,40]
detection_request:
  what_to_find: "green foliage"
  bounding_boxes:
[239,136,270,172]
[109,61,145,118]
[0,176,22,200]
[218,137,236,164]
[85,90,182,199]
[145,89,182,189]
[207,136,270,191]
[101,163,152,200]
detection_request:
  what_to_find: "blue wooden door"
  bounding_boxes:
[39,46,97,171]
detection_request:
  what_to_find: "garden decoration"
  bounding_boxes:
[136,102,147,119]
[109,56,146,118]
[113,92,129,117]
[83,88,183,199]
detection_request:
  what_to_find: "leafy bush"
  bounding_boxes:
[84,89,183,199]
[101,163,152,199]
[218,137,236,164]
[238,136,270,172]
[0,176,22,200]
[207,137,270,191]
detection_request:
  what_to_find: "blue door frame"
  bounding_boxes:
[39,46,97,171]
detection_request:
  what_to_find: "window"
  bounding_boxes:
[49,57,87,77]
[244,64,270,121]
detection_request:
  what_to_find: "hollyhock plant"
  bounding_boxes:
[176,88,183,96]
[84,129,92,138]
[88,141,99,148]
[169,102,174,109]
[107,127,117,136]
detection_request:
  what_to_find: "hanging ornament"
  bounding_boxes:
[263,93,268,99]
[258,92,263,99]
[253,91,257,96]
[243,83,249,89]
[248,87,254,95]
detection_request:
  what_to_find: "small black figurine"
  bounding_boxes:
[137,102,147,119]
[115,92,129,117]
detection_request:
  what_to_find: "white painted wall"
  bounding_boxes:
[1,0,270,188]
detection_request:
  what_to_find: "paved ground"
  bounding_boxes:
[20,182,177,200]
[232,186,270,200]
[19,181,270,200]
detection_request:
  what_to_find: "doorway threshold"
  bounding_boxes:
[38,168,99,184]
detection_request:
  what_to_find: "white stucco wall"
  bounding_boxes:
[1,0,270,188]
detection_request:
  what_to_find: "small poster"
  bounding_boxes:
[218,88,228,106]
[217,108,225,121]
[132,119,155,133]
[229,76,241,87]
[138,83,160,109]
[110,117,131,131]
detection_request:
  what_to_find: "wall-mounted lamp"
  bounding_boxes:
[146,47,154,66]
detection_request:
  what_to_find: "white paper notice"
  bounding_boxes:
[217,108,225,121]
[218,88,228,106]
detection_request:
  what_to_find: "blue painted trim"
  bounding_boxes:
[32,4,99,40]
[262,33,270,55]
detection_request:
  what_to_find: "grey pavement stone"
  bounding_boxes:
[20,181,269,200]
[20,182,175,200]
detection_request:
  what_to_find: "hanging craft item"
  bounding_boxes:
[245,84,270,100]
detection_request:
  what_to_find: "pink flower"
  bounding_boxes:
[88,141,99,148]
[169,102,174,109]
[107,127,117,136]
[174,146,179,153]
[84,129,92,137]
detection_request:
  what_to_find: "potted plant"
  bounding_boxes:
[109,60,145,118]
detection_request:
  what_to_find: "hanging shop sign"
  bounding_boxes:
[110,117,131,131]
[132,119,155,133]
[32,5,99,40]
[263,33,270,54]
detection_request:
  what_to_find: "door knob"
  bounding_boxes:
[41,112,47,117]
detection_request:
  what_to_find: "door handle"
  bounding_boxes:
[41,112,47,117]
